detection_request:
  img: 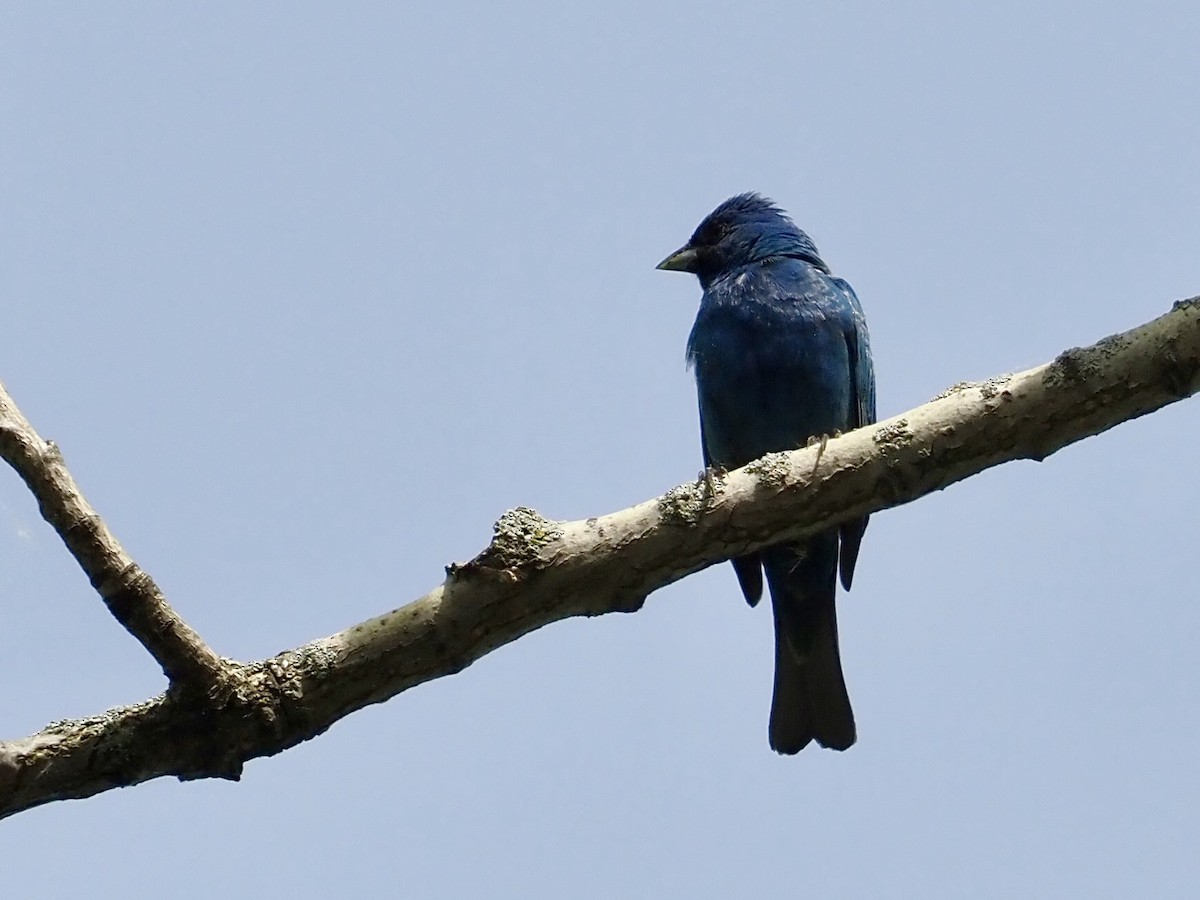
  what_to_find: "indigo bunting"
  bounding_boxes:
[658,193,875,753]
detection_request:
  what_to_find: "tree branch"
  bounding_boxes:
[0,387,229,692]
[1,297,1197,820]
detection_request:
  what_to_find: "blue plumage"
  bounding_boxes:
[658,193,876,753]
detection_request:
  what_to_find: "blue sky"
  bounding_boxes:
[2,3,1198,897]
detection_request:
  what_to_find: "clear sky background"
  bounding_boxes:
[2,3,1198,897]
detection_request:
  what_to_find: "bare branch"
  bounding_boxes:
[1,297,1197,820]
[0,386,229,692]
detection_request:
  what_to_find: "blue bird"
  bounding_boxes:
[658,193,876,753]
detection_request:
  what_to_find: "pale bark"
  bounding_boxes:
[1,297,1197,820]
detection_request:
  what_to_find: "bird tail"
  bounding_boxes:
[763,536,856,753]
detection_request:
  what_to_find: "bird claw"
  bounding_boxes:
[808,430,842,474]
[698,465,728,499]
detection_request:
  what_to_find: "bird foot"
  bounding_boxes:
[698,465,728,500]
[807,430,842,473]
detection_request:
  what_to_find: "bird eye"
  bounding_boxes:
[695,220,731,247]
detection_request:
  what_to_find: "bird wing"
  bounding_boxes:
[698,402,763,606]
[831,275,876,590]
[830,276,876,430]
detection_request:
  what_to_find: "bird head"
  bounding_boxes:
[656,192,827,287]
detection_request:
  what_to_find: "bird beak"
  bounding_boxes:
[656,245,699,273]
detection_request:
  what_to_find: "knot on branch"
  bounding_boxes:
[872,418,913,452]
[449,506,562,581]
[1046,345,1101,387]
[658,480,711,525]
[745,452,792,487]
